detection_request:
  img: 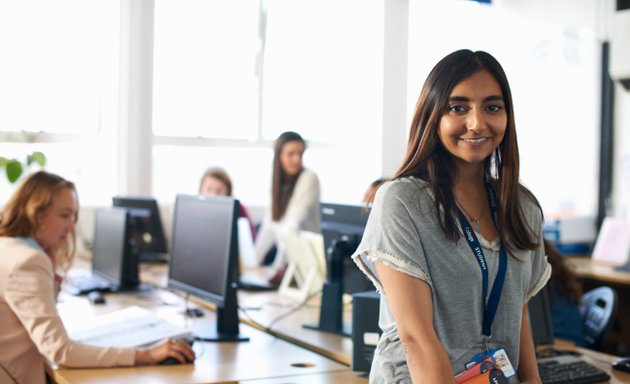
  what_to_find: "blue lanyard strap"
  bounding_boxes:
[456,183,507,339]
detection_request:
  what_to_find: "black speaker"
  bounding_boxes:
[351,290,381,371]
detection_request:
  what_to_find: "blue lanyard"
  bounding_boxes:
[456,183,507,346]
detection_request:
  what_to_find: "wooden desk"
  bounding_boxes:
[54,288,360,384]
[239,291,630,384]
[566,257,630,355]
[542,340,630,383]
[70,259,629,382]
[134,262,355,366]
[566,257,630,286]
[574,346,630,384]
[238,370,368,383]
[237,290,354,366]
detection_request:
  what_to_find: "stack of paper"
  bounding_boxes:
[68,306,192,348]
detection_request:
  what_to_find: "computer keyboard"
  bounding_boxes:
[537,355,610,384]
[613,262,630,273]
[238,276,276,291]
[65,274,112,295]
[139,251,170,263]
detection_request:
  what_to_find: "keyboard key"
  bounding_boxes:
[65,274,112,295]
[538,355,610,384]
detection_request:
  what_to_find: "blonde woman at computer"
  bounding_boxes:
[0,171,194,384]
[199,166,256,240]
[255,131,321,284]
[352,50,550,383]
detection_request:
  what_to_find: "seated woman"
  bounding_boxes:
[255,131,321,282]
[199,166,256,240]
[544,239,586,346]
[0,171,194,384]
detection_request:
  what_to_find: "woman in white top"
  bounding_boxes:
[0,171,194,384]
[255,131,321,280]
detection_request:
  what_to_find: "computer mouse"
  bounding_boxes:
[87,291,106,305]
[159,356,194,365]
[184,308,204,318]
[159,339,195,365]
[612,357,630,373]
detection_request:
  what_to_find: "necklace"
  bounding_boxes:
[456,198,485,232]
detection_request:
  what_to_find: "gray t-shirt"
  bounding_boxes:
[352,177,550,383]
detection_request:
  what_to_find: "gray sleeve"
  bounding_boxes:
[524,202,551,302]
[351,180,432,292]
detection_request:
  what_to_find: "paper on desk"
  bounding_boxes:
[238,217,258,268]
[67,306,192,348]
[592,217,630,265]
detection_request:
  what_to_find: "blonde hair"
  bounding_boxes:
[199,167,233,196]
[0,171,78,271]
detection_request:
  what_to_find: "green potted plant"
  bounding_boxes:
[0,152,47,183]
[1,131,47,184]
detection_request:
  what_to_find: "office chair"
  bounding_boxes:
[579,286,618,351]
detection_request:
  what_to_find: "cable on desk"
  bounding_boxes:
[238,289,322,333]
[262,289,322,333]
[238,305,267,330]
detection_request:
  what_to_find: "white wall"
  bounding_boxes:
[404,0,608,220]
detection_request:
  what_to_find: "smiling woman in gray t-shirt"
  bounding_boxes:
[352,50,550,384]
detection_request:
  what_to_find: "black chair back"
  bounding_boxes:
[580,286,618,351]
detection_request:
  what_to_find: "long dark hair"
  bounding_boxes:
[393,49,539,251]
[271,131,305,221]
[544,240,582,304]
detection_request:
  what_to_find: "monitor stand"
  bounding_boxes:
[302,281,351,337]
[193,326,249,342]
[193,303,250,342]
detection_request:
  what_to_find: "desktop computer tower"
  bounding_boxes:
[105,208,140,290]
[351,290,381,372]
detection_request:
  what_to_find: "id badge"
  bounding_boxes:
[466,348,497,369]
[464,348,515,378]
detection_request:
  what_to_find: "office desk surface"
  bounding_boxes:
[54,289,357,384]
[565,256,630,353]
[237,289,354,366]
[133,262,355,366]
[67,259,630,383]
[572,346,630,384]
[566,257,630,286]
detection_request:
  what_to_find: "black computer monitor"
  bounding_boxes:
[528,285,555,347]
[112,196,169,263]
[167,194,248,342]
[91,207,139,290]
[304,202,373,336]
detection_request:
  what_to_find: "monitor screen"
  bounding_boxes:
[167,194,247,342]
[304,202,373,336]
[320,202,372,294]
[91,207,139,289]
[528,285,555,347]
[92,207,128,284]
[112,196,168,262]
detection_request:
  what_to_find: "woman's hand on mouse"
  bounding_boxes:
[134,338,195,365]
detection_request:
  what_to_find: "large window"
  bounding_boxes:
[152,0,260,139]
[152,0,384,207]
[408,0,600,218]
[0,0,120,205]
